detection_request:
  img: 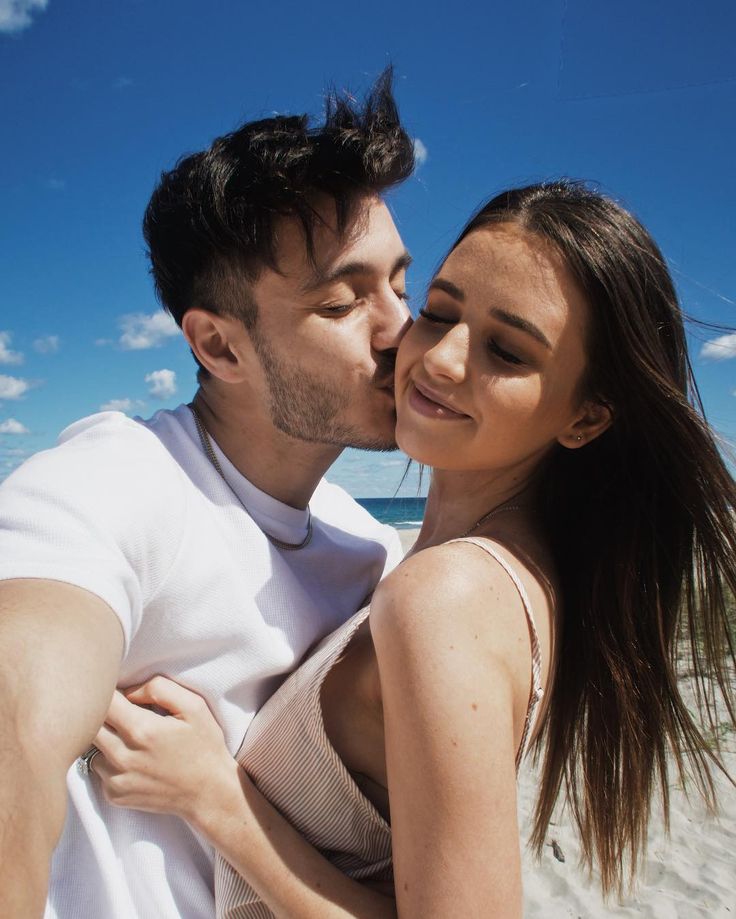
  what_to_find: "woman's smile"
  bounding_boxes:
[408,380,471,420]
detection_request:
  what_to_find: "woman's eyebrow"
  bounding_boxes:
[429,278,553,349]
[428,278,464,300]
[490,308,552,350]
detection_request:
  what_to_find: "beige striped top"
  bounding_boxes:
[215,538,545,919]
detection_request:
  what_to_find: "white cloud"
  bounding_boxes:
[0,331,23,365]
[700,333,736,361]
[33,334,60,354]
[45,178,65,191]
[100,398,134,413]
[0,374,30,400]
[118,312,179,350]
[0,0,49,34]
[113,76,133,90]
[0,418,29,434]
[145,369,177,399]
[413,138,429,167]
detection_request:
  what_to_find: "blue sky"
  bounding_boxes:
[1,0,734,496]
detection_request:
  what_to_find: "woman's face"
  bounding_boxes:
[395,223,603,473]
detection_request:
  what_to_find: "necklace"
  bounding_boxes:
[189,404,314,551]
[459,501,523,538]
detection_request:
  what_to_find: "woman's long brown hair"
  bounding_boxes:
[454,181,736,895]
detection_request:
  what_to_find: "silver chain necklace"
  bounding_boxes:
[458,501,523,538]
[189,404,313,551]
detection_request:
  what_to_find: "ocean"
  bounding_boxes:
[356,497,426,529]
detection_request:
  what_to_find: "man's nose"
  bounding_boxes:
[372,288,413,352]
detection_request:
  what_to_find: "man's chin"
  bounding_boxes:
[340,419,398,453]
[349,435,398,453]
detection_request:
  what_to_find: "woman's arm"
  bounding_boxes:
[93,536,538,918]
[93,680,396,919]
[369,542,539,919]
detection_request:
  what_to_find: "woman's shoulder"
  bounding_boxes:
[376,537,546,629]
[370,537,554,698]
[374,536,551,622]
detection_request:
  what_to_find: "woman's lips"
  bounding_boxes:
[408,382,470,420]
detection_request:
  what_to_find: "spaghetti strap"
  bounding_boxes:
[448,537,545,769]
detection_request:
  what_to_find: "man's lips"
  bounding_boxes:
[409,381,470,419]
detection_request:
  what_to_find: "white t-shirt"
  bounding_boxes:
[0,405,403,919]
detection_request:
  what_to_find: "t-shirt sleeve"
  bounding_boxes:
[381,525,405,576]
[0,414,188,651]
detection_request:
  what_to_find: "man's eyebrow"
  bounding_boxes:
[301,251,412,293]
[490,308,552,350]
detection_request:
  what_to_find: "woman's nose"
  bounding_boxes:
[423,324,470,382]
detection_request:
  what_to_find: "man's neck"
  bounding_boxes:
[190,389,341,510]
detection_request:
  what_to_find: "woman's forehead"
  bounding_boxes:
[438,224,591,350]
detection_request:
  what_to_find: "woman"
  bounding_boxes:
[90,181,736,917]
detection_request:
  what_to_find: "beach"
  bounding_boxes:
[397,528,420,554]
[397,527,735,916]
[518,727,736,917]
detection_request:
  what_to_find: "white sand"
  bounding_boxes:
[397,528,420,554]
[396,527,736,916]
[518,733,736,917]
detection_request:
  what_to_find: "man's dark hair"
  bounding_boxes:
[143,67,414,335]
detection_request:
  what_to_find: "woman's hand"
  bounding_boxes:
[92,676,237,823]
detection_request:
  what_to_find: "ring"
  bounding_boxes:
[77,745,101,777]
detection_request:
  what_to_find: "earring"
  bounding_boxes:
[575,434,583,442]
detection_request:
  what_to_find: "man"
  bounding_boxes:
[0,71,414,918]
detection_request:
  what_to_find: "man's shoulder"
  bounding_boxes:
[312,479,401,550]
[36,406,195,477]
[313,479,375,528]
[58,406,185,454]
[2,407,193,503]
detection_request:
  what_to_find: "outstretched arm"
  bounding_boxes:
[0,580,124,918]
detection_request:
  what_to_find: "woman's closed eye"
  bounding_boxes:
[418,307,454,325]
[420,308,525,366]
[489,340,524,366]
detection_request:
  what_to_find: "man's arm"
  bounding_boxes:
[0,579,124,918]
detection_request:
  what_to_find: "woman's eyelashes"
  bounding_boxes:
[488,340,524,366]
[418,308,526,366]
[418,307,453,325]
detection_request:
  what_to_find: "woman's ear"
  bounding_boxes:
[558,399,614,450]
[181,309,252,383]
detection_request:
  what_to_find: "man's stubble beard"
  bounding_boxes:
[251,327,398,452]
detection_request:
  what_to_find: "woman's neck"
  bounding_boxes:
[413,467,539,553]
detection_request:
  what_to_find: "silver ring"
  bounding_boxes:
[77,745,101,777]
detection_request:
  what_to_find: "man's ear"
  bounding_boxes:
[181,309,251,383]
[557,399,614,450]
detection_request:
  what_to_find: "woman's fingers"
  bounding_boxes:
[104,690,162,745]
[93,724,127,765]
[125,675,210,720]
[91,751,149,810]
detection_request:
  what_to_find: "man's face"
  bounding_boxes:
[247,196,412,450]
